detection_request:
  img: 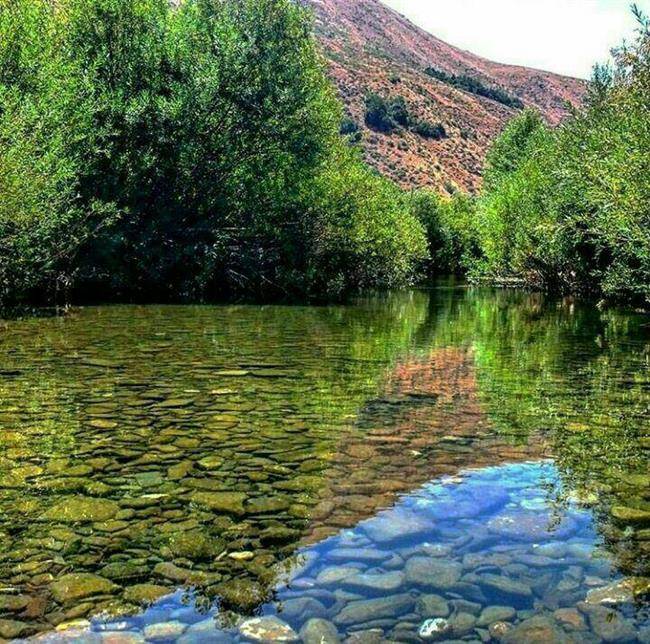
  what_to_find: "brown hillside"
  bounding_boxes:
[304,0,587,193]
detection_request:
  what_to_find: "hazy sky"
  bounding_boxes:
[381,0,650,79]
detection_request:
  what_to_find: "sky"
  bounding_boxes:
[381,0,650,79]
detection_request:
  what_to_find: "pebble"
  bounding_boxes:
[143,621,187,641]
[239,616,299,642]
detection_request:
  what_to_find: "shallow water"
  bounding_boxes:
[0,287,648,642]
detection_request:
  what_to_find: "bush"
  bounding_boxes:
[425,67,524,110]
[340,116,362,143]
[364,93,410,133]
[409,190,478,275]
[469,7,650,304]
[412,119,447,140]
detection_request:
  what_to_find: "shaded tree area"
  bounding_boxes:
[0,0,427,304]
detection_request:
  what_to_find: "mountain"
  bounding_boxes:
[304,0,586,193]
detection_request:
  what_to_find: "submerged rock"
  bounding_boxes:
[239,616,299,642]
[122,584,170,605]
[333,594,414,626]
[342,571,404,594]
[190,491,247,515]
[41,497,119,523]
[416,594,450,618]
[143,621,187,641]
[0,618,33,639]
[583,605,637,643]
[404,557,462,590]
[611,506,650,526]
[300,618,341,644]
[501,615,568,644]
[214,578,265,612]
[585,577,650,605]
[418,618,451,641]
[50,573,119,604]
[476,605,516,627]
[487,512,576,541]
[362,511,432,545]
[477,574,533,601]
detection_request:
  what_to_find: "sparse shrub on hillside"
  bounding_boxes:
[364,93,411,132]
[340,116,362,143]
[425,66,524,110]
[389,96,410,127]
[412,119,447,140]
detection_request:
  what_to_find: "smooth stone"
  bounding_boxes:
[586,577,650,605]
[89,419,118,429]
[228,551,255,561]
[190,491,246,515]
[122,584,170,604]
[449,612,477,637]
[0,618,33,639]
[584,605,637,643]
[418,618,451,641]
[214,578,264,612]
[0,594,30,612]
[501,616,567,644]
[280,597,328,621]
[343,571,404,594]
[343,629,383,644]
[333,594,414,626]
[477,574,533,599]
[326,548,388,564]
[41,497,119,523]
[405,557,462,590]
[50,574,119,604]
[476,606,516,627]
[260,526,301,545]
[554,608,587,631]
[611,506,650,525]
[425,486,509,520]
[167,530,223,560]
[143,621,187,641]
[246,496,290,514]
[362,511,432,545]
[316,567,359,585]
[178,621,232,644]
[416,594,450,618]
[100,561,149,582]
[239,616,299,642]
[487,512,576,541]
[167,461,194,480]
[489,621,513,640]
[99,633,146,644]
[197,455,224,470]
[300,618,341,644]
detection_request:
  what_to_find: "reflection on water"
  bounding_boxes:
[0,288,647,642]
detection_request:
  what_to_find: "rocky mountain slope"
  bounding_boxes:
[305,0,586,193]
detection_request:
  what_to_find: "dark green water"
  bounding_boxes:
[0,287,647,642]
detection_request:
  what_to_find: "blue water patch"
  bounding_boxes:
[53,460,648,643]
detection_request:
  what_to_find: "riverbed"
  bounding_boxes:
[0,287,648,642]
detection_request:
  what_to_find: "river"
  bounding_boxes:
[0,286,648,642]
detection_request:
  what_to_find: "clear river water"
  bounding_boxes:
[0,286,648,643]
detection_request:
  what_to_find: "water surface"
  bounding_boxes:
[0,288,648,642]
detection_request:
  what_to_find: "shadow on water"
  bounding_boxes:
[0,287,647,641]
